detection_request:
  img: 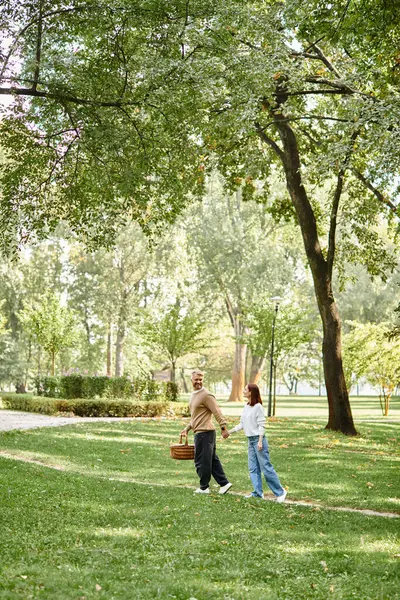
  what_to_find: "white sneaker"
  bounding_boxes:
[194,488,210,494]
[276,490,287,503]
[219,482,233,495]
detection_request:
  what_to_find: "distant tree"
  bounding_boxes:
[343,322,400,416]
[20,294,77,376]
[187,179,299,401]
[141,297,209,383]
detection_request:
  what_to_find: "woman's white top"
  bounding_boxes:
[229,403,266,436]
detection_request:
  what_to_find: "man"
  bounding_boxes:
[181,369,233,495]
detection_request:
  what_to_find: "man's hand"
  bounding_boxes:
[221,430,230,439]
[180,429,188,437]
[257,440,263,451]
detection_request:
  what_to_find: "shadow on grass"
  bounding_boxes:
[0,419,398,515]
[0,458,399,600]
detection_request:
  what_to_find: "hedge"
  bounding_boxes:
[33,375,178,402]
[1,394,170,417]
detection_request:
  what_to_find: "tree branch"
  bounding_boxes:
[0,86,141,108]
[351,169,398,212]
[254,122,284,161]
[283,89,354,97]
[257,115,351,132]
[32,0,44,91]
[327,129,360,279]
[312,45,342,78]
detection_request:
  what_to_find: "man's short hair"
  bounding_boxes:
[191,369,204,377]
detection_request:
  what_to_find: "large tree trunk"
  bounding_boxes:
[115,323,125,377]
[229,314,247,401]
[263,113,357,435]
[249,354,266,385]
[51,349,55,376]
[171,361,176,383]
[115,260,128,378]
[180,368,189,392]
[106,322,112,377]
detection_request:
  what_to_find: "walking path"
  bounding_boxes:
[1,410,399,520]
[0,450,398,519]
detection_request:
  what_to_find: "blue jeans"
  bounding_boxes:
[247,435,284,498]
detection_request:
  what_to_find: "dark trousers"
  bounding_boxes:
[194,430,229,490]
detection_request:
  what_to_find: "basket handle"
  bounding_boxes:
[179,434,189,445]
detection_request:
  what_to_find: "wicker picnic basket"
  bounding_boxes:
[170,435,195,460]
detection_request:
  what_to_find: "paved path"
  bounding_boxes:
[0,410,140,432]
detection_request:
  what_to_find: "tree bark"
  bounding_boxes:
[115,323,125,377]
[171,361,176,383]
[106,322,112,377]
[51,349,55,376]
[229,314,247,401]
[259,113,357,435]
[115,260,128,378]
[180,368,189,392]
[249,354,265,385]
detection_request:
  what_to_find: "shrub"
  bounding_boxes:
[34,375,176,402]
[59,374,84,399]
[1,394,169,418]
[82,376,110,398]
[1,394,59,415]
[34,376,60,398]
[63,399,168,417]
[165,381,179,402]
[103,376,135,399]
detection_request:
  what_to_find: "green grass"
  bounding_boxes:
[0,419,399,599]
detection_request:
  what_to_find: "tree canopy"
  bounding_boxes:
[1,0,398,253]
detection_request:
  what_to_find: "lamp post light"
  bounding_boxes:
[268,296,282,417]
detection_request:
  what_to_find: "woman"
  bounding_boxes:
[228,383,287,502]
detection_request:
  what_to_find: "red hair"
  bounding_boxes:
[247,384,263,406]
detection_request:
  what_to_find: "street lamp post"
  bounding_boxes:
[268,297,282,417]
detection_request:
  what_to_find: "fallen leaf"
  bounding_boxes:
[95,584,102,591]
[366,482,374,488]
[320,560,328,572]
[330,585,335,592]
[21,575,28,580]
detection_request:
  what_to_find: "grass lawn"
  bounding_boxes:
[0,418,399,599]
[201,394,400,420]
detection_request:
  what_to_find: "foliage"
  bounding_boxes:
[343,322,400,415]
[19,294,78,375]
[0,1,398,266]
[1,394,168,417]
[33,373,177,403]
[141,296,210,382]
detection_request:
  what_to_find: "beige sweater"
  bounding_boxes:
[185,388,228,433]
